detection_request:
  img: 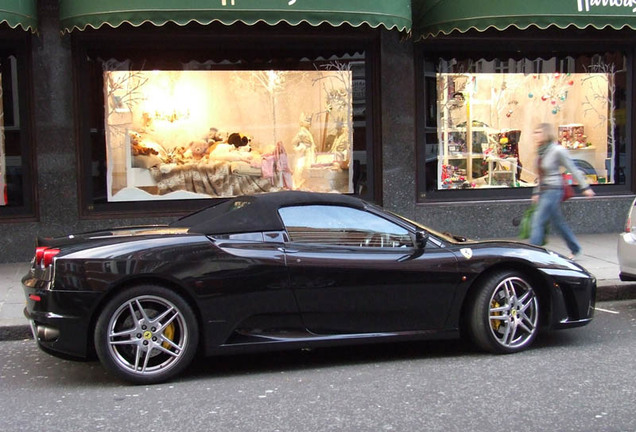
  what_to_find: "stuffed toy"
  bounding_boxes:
[164,146,188,164]
[206,127,225,143]
[228,132,251,149]
[129,131,159,156]
[184,140,211,161]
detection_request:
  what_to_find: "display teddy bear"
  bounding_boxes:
[184,140,211,161]
[129,131,159,156]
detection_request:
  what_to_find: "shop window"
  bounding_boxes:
[420,52,628,197]
[0,38,34,219]
[76,32,374,215]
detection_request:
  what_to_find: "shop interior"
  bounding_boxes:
[104,67,354,201]
[437,69,613,189]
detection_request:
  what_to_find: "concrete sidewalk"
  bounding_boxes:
[1,232,635,341]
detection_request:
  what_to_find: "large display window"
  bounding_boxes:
[76,30,375,215]
[0,38,34,219]
[421,52,628,194]
[104,67,355,201]
[0,54,19,207]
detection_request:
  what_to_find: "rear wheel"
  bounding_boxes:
[467,271,539,353]
[95,285,198,384]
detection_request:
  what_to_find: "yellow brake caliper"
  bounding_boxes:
[162,323,175,349]
[491,300,502,331]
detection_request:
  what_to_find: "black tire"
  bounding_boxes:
[94,284,199,384]
[467,270,539,354]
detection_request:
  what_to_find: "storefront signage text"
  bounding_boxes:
[577,0,636,12]
[221,0,298,5]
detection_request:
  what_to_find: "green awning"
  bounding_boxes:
[60,0,412,34]
[0,0,37,32]
[414,0,636,39]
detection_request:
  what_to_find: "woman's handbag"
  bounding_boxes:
[562,175,575,201]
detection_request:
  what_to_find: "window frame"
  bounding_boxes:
[279,204,415,248]
[415,29,635,202]
[72,23,381,219]
[0,30,36,221]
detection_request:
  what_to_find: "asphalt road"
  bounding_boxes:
[1,300,635,432]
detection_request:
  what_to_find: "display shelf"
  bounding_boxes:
[438,74,499,187]
[487,157,517,185]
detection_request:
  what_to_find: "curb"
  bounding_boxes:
[0,325,31,342]
[595,282,636,302]
[2,282,635,343]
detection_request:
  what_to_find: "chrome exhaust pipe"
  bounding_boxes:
[36,325,60,342]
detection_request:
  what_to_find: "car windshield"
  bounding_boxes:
[370,204,465,244]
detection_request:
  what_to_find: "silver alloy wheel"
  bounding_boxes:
[487,276,538,349]
[106,295,189,377]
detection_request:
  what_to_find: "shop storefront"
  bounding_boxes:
[1,0,635,263]
[61,0,412,216]
[407,0,636,238]
[0,0,415,261]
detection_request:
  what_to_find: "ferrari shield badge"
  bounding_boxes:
[460,248,473,259]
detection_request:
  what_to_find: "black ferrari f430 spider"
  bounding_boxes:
[23,191,596,384]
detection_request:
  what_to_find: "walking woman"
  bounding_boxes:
[530,123,595,259]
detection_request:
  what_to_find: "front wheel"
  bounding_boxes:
[95,285,199,384]
[467,271,539,354]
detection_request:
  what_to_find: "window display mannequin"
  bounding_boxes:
[292,113,316,188]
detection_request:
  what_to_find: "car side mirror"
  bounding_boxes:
[415,231,429,249]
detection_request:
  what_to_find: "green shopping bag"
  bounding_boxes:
[518,204,549,243]
[518,205,535,240]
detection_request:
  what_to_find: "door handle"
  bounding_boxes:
[278,247,298,254]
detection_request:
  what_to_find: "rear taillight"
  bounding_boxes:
[35,247,60,268]
[35,246,47,266]
[627,215,632,233]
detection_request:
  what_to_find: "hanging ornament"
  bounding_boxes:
[528,92,534,98]
[552,108,558,114]
[541,95,548,101]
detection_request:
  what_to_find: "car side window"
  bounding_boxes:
[278,205,414,248]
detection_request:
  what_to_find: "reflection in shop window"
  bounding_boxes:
[1,54,20,208]
[103,66,355,201]
[0,73,5,206]
[431,54,625,190]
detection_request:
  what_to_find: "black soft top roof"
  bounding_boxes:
[170,191,367,235]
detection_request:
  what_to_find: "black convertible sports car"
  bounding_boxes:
[23,191,596,384]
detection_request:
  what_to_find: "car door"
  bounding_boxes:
[201,232,302,344]
[278,205,460,334]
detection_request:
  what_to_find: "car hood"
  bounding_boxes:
[445,238,591,274]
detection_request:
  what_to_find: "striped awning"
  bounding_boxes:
[414,0,636,39]
[0,0,37,32]
[60,0,412,34]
